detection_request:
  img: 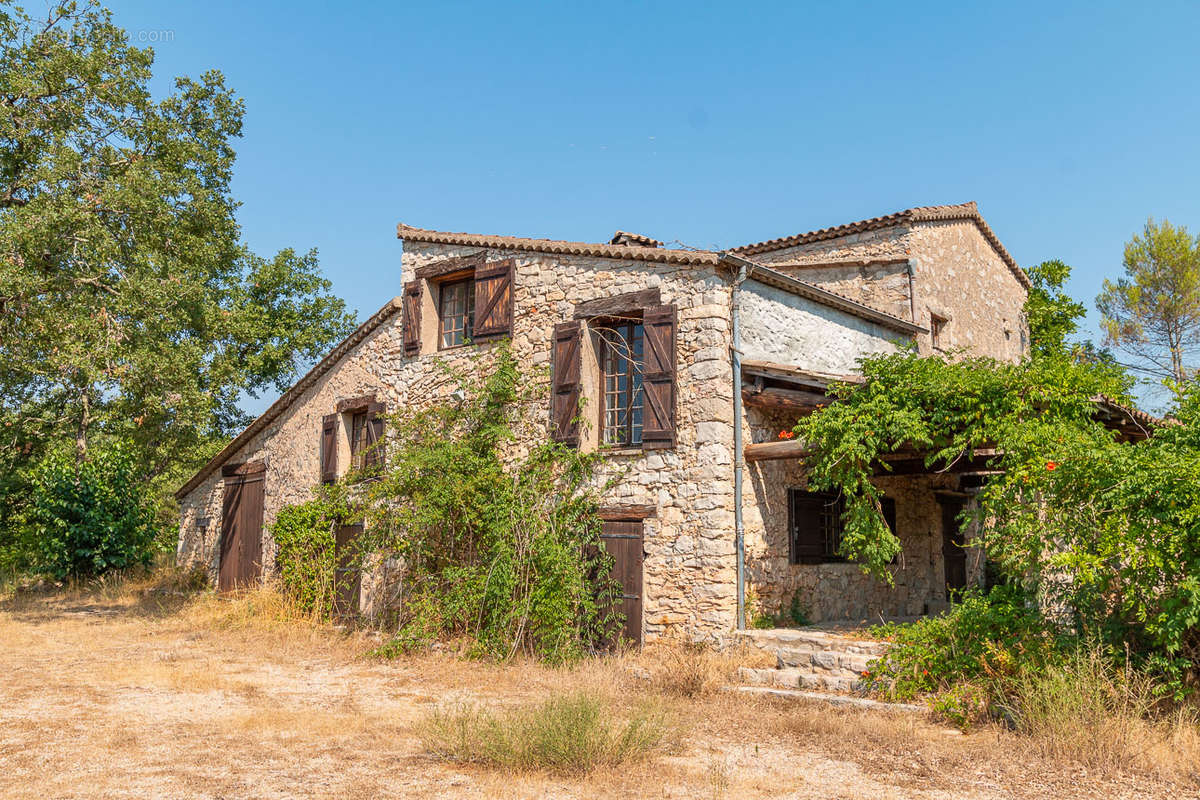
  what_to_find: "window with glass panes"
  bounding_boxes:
[350,410,369,470]
[597,321,645,446]
[439,278,474,348]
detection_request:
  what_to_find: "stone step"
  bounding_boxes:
[737,666,866,694]
[776,648,878,676]
[736,627,889,658]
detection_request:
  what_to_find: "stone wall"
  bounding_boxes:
[909,219,1028,362]
[748,226,915,323]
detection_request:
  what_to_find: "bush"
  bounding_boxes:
[24,443,159,579]
[865,585,1061,702]
[271,483,352,619]
[419,690,672,775]
[364,344,619,662]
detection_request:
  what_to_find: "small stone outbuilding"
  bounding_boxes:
[176,202,1032,641]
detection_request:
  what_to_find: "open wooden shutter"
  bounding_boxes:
[365,402,386,469]
[640,304,677,449]
[320,413,338,483]
[402,280,421,356]
[472,259,513,338]
[551,321,583,446]
[789,489,825,564]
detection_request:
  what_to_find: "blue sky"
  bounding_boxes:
[105,0,1200,411]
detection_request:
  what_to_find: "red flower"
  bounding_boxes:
[1046,461,1058,471]
[777,430,795,440]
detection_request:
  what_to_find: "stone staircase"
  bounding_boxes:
[734,627,890,693]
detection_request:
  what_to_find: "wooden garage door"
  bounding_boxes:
[599,518,644,647]
[218,462,265,592]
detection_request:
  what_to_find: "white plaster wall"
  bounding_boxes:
[740,278,903,373]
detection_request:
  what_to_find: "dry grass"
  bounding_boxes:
[639,639,773,698]
[0,570,1196,799]
[420,689,675,774]
[1003,647,1200,784]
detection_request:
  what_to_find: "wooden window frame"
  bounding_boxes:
[594,317,645,448]
[436,272,476,350]
[788,489,896,565]
[930,313,949,351]
[349,409,370,471]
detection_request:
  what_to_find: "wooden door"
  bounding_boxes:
[333,523,363,618]
[599,518,644,647]
[939,495,968,595]
[218,462,265,591]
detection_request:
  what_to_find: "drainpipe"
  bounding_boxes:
[906,259,918,323]
[719,252,751,631]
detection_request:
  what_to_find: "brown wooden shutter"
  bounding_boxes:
[640,304,677,449]
[551,321,583,446]
[365,402,386,469]
[789,490,825,564]
[402,280,421,356]
[320,413,338,483]
[472,259,513,338]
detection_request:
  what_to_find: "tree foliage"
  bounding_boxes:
[1098,218,1200,395]
[795,346,1200,690]
[0,1,355,526]
[1025,259,1086,357]
[22,441,157,578]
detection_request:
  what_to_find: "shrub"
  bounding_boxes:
[24,443,159,579]
[271,483,352,619]
[364,344,619,662]
[419,690,672,775]
[864,585,1061,702]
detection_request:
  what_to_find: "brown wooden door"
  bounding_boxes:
[939,495,968,595]
[333,523,363,618]
[599,519,644,647]
[218,463,265,591]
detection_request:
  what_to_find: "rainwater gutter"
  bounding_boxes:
[718,251,755,631]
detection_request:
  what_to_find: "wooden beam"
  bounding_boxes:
[598,504,656,520]
[741,386,828,411]
[573,287,661,319]
[744,440,812,462]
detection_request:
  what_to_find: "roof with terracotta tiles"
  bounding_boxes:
[731,202,1031,290]
[396,223,716,266]
[609,230,662,247]
[396,223,922,334]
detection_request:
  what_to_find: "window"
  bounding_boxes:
[930,313,948,350]
[439,278,475,348]
[789,490,896,564]
[350,410,370,470]
[597,320,645,446]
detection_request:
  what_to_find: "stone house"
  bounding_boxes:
[176,201,1038,641]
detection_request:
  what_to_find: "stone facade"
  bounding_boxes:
[747,218,1029,360]
[177,202,1027,640]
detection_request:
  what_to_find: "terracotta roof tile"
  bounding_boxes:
[732,202,1031,289]
[609,230,662,248]
[396,223,715,266]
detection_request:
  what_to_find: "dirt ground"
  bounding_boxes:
[0,582,1189,800]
